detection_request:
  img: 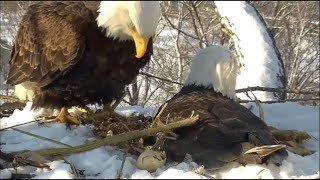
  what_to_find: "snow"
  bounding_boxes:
[115,105,158,117]
[0,169,12,179]
[0,102,319,179]
[0,90,14,106]
[32,160,74,179]
[214,1,286,101]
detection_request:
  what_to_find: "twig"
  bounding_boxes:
[138,73,319,98]
[111,94,126,110]
[116,152,127,179]
[0,150,15,163]
[0,101,27,112]
[0,120,39,131]
[0,116,57,130]
[10,127,72,148]
[251,92,264,121]
[11,173,36,179]
[84,110,127,123]
[138,73,320,99]
[160,8,199,40]
[0,95,19,101]
[151,133,166,151]
[239,98,320,104]
[14,114,199,158]
[235,86,320,95]
[152,103,168,127]
[139,72,183,86]
[310,134,319,141]
[60,157,81,179]
[190,1,209,46]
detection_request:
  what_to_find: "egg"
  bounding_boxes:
[136,149,166,172]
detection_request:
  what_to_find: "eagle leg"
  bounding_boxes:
[103,103,115,112]
[101,103,120,118]
[103,94,126,112]
[55,107,80,125]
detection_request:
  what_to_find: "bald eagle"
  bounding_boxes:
[6,1,160,124]
[150,45,288,170]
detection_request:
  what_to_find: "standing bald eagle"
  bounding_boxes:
[6,1,160,124]
[150,45,288,170]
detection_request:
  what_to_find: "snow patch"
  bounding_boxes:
[0,103,319,179]
[214,1,286,101]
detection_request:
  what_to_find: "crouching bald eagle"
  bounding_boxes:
[150,45,288,170]
[6,1,160,124]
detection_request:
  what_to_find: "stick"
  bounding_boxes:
[0,150,15,163]
[139,74,319,97]
[116,152,127,179]
[152,103,168,127]
[239,98,320,104]
[60,157,81,179]
[235,86,320,95]
[251,92,264,121]
[11,174,36,179]
[139,72,183,86]
[10,127,72,148]
[0,120,39,131]
[0,101,27,112]
[0,95,19,101]
[14,115,199,158]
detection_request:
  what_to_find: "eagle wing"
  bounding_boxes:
[204,96,278,146]
[6,2,92,87]
[159,91,277,145]
[158,91,283,168]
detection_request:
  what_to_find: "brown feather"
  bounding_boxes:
[6,1,153,109]
[7,2,87,87]
[153,86,288,170]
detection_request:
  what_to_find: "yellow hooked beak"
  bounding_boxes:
[131,31,149,59]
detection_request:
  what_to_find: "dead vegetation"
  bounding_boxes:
[0,105,315,163]
[0,97,316,178]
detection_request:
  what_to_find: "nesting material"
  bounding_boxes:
[84,111,152,139]
[81,108,314,176]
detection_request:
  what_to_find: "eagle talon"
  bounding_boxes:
[55,107,80,125]
[6,2,159,124]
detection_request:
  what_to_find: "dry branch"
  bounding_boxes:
[142,72,317,96]
[116,152,127,179]
[0,120,39,131]
[160,6,199,40]
[11,127,72,148]
[251,92,264,121]
[139,72,183,86]
[235,86,320,95]
[11,174,36,179]
[239,98,320,104]
[139,73,319,96]
[60,157,82,179]
[13,114,199,158]
[0,101,27,112]
[0,95,19,101]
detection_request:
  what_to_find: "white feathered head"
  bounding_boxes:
[96,1,160,58]
[185,45,240,99]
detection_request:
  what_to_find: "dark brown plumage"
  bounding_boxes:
[154,85,288,170]
[6,1,154,110]
[146,46,288,171]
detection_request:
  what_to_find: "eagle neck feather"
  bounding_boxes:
[184,45,240,100]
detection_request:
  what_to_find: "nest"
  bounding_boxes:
[91,112,152,137]
[81,110,316,157]
[81,110,155,155]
